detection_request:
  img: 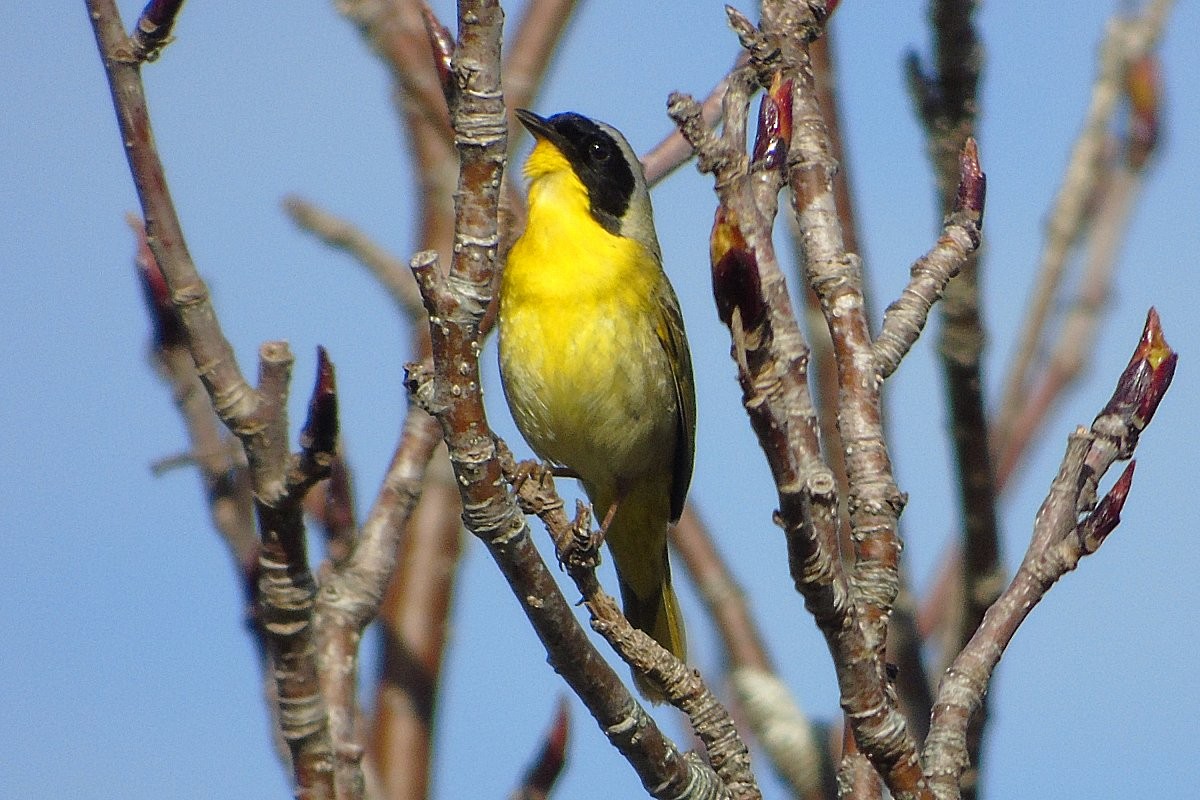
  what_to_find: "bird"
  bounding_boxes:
[498,109,696,700]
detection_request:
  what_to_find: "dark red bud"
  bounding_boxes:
[1080,460,1135,553]
[129,214,186,350]
[300,346,338,459]
[752,74,793,170]
[420,1,455,94]
[711,207,767,331]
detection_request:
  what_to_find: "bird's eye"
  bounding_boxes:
[589,138,612,161]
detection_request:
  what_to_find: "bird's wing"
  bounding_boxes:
[654,278,696,524]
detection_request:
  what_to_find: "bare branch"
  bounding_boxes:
[673,507,829,800]
[994,54,1165,487]
[506,460,753,799]
[923,309,1176,799]
[284,196,426,322]
[992,0,1176,456]
[91,4,336,792]
[875,139,985,378]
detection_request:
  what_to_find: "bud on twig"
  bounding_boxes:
[299,346,339,464]
[711,207,767,332]
[1095,307,1176,454]
[131,0,186,62]
[954,137,986,232]
[751,74,793,170]
[1078,460,1135,554]
[510,697,570,800]
[129,214,186,350]
[420,0,456,97]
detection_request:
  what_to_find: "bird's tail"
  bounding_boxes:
[594,479,687,702]
[617,568,687,701]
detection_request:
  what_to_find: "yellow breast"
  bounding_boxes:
[498,156,678,495]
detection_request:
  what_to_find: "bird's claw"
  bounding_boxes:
[559,500,604,571]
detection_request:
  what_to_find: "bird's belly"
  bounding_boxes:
[498,298,677,491]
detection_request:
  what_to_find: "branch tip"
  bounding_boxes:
[419,0,456,96]
[129,214,186,350]
[300,346,338,464]
[1080,460,1135,553]
[751,74,793,170]
[954,137,986,225]
[514,696,571,800]
[1097,307,1176,438]
[131,0,186,61]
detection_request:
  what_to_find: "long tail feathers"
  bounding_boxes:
[617,569,686,703]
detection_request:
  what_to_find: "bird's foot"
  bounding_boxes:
[560,500,604,572]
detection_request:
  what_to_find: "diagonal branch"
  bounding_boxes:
[923,309,1175,799]
[89,4,338,795]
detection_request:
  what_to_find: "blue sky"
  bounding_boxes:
[3,1,1197,798]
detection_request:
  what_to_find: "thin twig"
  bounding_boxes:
[992,0,1176,456]
[923,309,1175,799]
[507,461,755,800]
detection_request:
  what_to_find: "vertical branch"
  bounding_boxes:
[405,4,722,797]
[924,310,1174,799]
[906,3,992,782]
[90,4,338,796]
[672,5,932,793]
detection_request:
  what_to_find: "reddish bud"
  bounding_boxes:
[1080,460,1135,554]
[300,346,339,460]
[954,137,986,230]
[1125,55,1161,170]
[1096,308,1176,455]
[129,214,186,350]
[420,1,455,95]
[751,74,793,170]
[515,697,570,800]
[711,207,766,331]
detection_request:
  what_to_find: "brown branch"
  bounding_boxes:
[132,217,259,638]
[409,253,716,799]
[404,5,726,796]
[992,0,1176,456]
[994,55,1164,488]
[839,717,884,800]
[366,422,460,800]
[642,52,747,187]
[90,4,337,793]
[874,139,985,379]
[923,309,1175,799]
[284,196,425,321]
[130,0,186,62]
[905,5,992,784]
[673,506,828,800]
[682,5,930,797]
[507,461,754,800]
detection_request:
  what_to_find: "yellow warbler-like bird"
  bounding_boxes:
[499,110,695,699]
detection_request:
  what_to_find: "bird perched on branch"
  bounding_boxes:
[499,109,696,701]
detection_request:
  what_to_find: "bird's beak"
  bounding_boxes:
[515,109,563,148]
